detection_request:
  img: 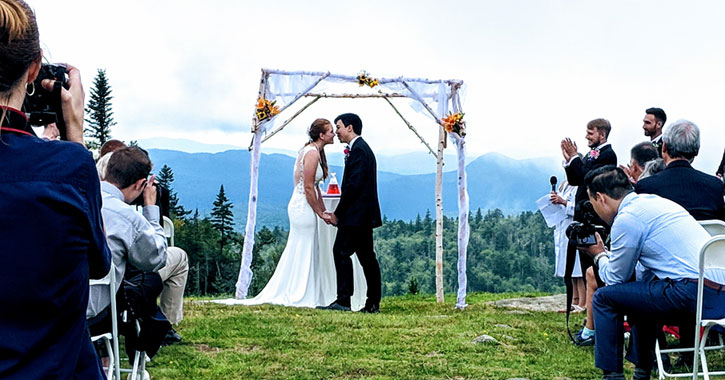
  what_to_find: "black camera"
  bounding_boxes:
[131,181,171,219]
[23,63,69,139]
[565,201,607,246]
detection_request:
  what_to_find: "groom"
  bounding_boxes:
[322,113,382,313]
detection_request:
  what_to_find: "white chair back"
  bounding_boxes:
[163,215,175,247]
[699,219,725,237]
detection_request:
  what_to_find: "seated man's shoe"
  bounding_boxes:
[573,329,594,346]
[358,304,380,314]
[632,367,651,380]
[317,302,351,311]
[602,371,625,380]
[161,328,182,347]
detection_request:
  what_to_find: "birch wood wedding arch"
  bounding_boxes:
[235,69,470,308]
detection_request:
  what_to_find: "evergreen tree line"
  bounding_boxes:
[82,69,561,297]
[160,164,562,297]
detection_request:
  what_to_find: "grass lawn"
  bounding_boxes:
[145,293,721,380]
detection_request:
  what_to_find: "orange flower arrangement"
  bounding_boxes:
[441,112,466,136]
[255,97,280,122]
[356,71,379,88]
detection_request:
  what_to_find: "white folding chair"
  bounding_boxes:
[163,215,175,247]
[693,236,725,379]
[90,264,121,380]
[655,236,725,379]
[699,220,725,237]
[89,264,150,380]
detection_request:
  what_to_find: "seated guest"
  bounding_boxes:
[620,141,658,184]
[635,119,725,221]
[0,1,110,378]
[96,139,128,180]
[87,146,172,359]
[580,166,725,380]
[638,158,665,181]
[96,140,189,330]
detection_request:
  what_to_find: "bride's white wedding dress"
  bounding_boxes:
[219,146,366,309]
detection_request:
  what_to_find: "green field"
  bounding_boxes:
[145,293,722,380]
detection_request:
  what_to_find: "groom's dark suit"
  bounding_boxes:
[333,137,382,308]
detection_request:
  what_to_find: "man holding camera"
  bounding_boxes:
[580,165,725,380]
[87,146,173,359]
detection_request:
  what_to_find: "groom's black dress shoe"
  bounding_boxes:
[317,302,351,312]
[358,304,380,314]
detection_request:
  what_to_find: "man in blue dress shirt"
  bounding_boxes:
[580,165,725,380]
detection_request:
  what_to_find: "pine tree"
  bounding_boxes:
[157,164,190,219]
[157,165,174,192]
[84,69,116,149]
[210,184,235,257]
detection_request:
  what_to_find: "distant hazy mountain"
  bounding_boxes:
[147,148,565,229]
[138,137,243,153]
[139,137,464,175]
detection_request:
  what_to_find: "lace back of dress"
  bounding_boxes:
[293,146,314,193]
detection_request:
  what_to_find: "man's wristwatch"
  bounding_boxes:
[593,251,609,267]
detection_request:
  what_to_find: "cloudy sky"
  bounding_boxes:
[30,0,725,172]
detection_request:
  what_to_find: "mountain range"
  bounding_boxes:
[147,147,565,229]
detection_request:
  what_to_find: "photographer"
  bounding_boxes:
[580,166,725,380]
[0,1,111,379]
[87,146,173,359]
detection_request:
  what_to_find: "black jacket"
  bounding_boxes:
[334,137,382,228]
[635,160,725,221]
[564,144,617,222]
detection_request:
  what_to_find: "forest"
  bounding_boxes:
[171,181,562,298]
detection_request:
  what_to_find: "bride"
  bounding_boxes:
[238,118,339,307]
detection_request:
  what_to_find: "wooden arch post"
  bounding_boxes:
[233,70,467,306]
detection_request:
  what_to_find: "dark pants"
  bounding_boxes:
[593,278,725,373]
[333,226,381,307]
[88,272,171,360]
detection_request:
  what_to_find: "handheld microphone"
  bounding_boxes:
[550,176,557,192]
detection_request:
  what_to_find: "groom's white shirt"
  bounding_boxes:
[348,136,361,150]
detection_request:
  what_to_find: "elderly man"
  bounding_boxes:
[580,166,725,380]
[635,120,725,221]
[620,141,659,184]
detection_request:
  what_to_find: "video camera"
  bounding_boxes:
[23,63,69,139]
[565,200,607,246]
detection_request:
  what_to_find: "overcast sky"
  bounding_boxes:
[30,0,725,172]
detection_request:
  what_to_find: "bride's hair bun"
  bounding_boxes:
[308,118,330,142]
[307,118,331,179]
